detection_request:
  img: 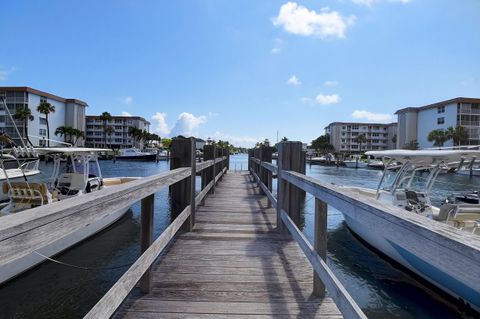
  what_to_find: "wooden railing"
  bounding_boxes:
[82,138,229,318]
[248,143,367,319]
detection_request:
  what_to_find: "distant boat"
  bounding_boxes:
[367,159,384,169]
[116,148,157,161]
[343,155,368,168]
[456,167,480,176]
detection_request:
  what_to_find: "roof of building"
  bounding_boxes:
[325,121,397,127]
[0,86,88,106]
[395,97,480,114]
[86,114,150,125]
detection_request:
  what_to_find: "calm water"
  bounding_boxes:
[0,154,478,318]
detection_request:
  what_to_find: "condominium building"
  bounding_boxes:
[0,87,87,146]
[395,97,480,149]
[85,115,150,149]
[325,122,397,152]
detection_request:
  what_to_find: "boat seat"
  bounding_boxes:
[3,182,55,205]
[433,204,455,221]
[57,173,86,191]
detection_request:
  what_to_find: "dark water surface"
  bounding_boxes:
[0,154,478,318]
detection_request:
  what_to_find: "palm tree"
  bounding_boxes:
[36,101,55,147]
[427,129,448,147]
[281,137,288,142]
[99,112,112,148]
[55,126,74,144]
[15,106,34,146]
[446,125,469,146]
[353,134,367,152]
[104,126,115,149]
[71,129,85,146]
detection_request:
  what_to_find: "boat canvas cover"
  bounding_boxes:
[35,148,110,154]
[366,150,480,166]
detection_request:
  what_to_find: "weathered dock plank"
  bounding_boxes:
[115,172,342,318]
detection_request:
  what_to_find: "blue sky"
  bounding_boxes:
[1,0,479,147]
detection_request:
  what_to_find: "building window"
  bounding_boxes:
[437,117,445,125]
[39,128,47,136]
[39,117,47,125]
[40,96,47,103]
[438,106,445,113]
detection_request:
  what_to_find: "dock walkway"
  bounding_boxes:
[115,172,342,318]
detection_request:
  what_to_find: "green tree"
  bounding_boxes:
[391,134,397,145]
[55,126,74,144]
[281,137,288,142]
[311,134,334,153]
[428,129,448,147]
[37,101,55,147]
[104,126,115,149]
[353,134,367,152]
[15,106,34,146]
[162,137,172,149]
[71,128,85,146]
[403,139,420,150]
[446,125,469,146]
[99,112,112,148]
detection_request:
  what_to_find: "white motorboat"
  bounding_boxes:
[339,149,480,311]
[456,167,480,177]
[116,148,157,161]
[343,155,368,168]
[0,148,140,284]
[367,159,384,169]
[0,150,40,202]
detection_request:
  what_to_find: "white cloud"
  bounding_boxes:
[211,131,262,148]
[324,80,339,86]
[287,75,301,86]
[316,93,340,105]
[207,111,219,117]
[0,66,16,81]
[170,112,207,137]
[121,111,132,116]
[271,47,281,54]
[151,112,170,135]
[120,96,133,104]
[351,110,393,122]
[273,2,355,39]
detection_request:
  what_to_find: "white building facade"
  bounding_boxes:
[325,122,397,153]
[85,115,150,149]
[395,97,480,149]
[0,87,87,146]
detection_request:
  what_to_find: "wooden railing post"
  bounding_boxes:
[169,137,195,231]
[259,146,273,207]
[212,145,217,193]
[248,149,253,172]
[313,198,327,297]
[139,193,154,293]
[203,145,214,199]
[277,141,304,229]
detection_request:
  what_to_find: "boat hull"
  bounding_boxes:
[116,154,157,161]
[341,208,480,310]
[0,205,130,285]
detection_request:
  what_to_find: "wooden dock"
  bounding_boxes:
[114,172,342,318]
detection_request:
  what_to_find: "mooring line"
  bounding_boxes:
[33,251,132,270]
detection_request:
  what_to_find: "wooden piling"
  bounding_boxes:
[203,145,214,199]
[277,141,304,228]
[313,198,327,297]
[139,194,154,293]
[260,146,273,207]
[169,137,195,231]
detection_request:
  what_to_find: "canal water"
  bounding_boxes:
[0,154,478,318]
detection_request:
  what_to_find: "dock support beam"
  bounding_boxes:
[139,194,154,294]
[170,137,196,231]
[313,198,327,297]
[277,141,304,229]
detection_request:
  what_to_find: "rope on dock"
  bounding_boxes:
[33,251,132,270]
